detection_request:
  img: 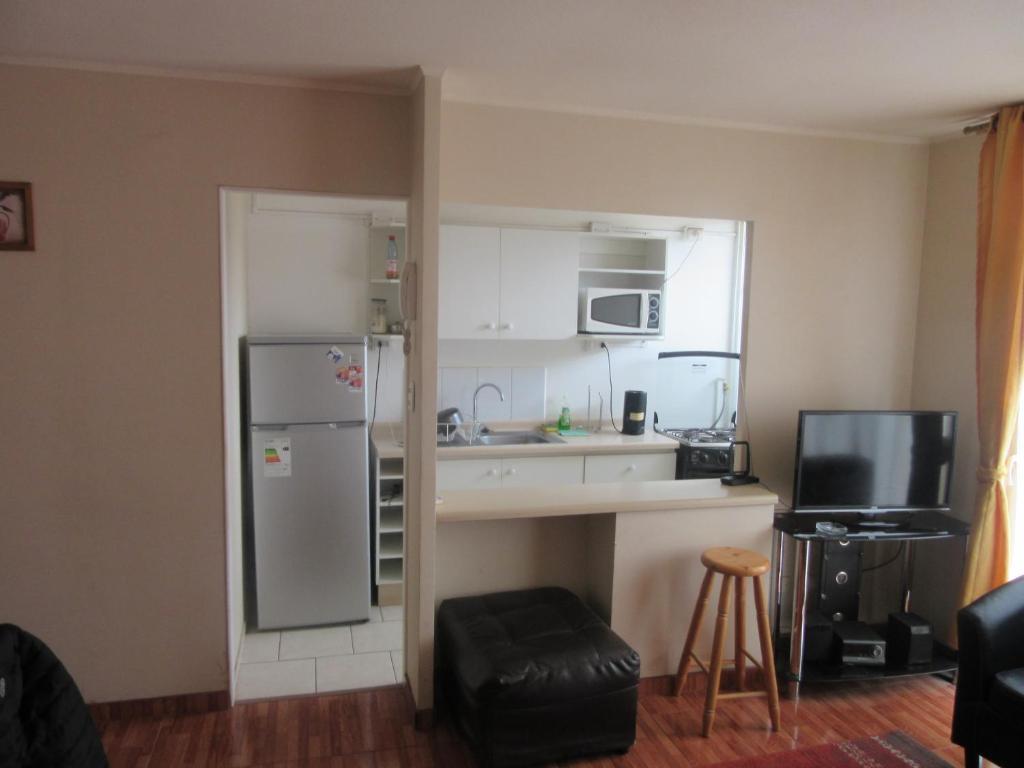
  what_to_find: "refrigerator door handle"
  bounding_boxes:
[252,422,367,431]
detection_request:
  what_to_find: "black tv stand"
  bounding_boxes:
[772,510,970,696]
[856,510,916,527]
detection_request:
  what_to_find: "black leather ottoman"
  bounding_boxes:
[436,587,640,768]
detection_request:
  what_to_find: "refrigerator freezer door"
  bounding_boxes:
[250,422,370,628]
[248,341,367,425]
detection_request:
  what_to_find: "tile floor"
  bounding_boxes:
[236,604,404,701]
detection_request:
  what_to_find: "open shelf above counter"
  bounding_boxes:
[578,267,665,276]
[578,234,667,290]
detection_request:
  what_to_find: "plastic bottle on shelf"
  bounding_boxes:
[386,235,399,280]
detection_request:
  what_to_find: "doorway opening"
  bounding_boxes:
[220,188,409,701]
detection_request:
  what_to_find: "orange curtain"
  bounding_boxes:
[960,105,1024,610]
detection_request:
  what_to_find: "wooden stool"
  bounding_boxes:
[673,547,781,736]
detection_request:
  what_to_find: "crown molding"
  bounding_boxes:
[0,55,415,96]
[442,94,929,146]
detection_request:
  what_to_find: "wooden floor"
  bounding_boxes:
[97,675,963,767]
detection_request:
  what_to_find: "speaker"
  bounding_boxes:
[804,611,833,662]
[887,612,933,666]
[819,540,862,622]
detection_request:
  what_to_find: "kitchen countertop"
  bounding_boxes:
[436,478,778,523]
[371,422,678,461]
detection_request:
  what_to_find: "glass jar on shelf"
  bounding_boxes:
[370,299,388,334]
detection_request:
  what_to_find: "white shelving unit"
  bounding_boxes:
[578,234,667,289]
[368,224,406,335]
[373,455,404,606]
[577,234,668,341]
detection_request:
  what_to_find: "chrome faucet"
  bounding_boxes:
[472,382,505,440]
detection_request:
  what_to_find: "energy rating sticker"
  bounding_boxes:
[263,437,292,478]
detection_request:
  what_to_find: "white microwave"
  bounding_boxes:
[579,287,661,335]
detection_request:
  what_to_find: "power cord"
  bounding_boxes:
[601,342,622,433]
[862,541,905,573]
[658,227,704,290]
[370,340,383,435]
[710,379,729,428]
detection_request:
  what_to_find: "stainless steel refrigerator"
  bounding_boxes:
[244,335,370,629]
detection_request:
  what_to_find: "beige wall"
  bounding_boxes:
[910,134,984,641]
[0,64,411,702]
[441,102,931,497]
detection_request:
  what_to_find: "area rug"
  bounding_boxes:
[710,731,953,767]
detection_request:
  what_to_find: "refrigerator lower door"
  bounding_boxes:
[249,422,370,629]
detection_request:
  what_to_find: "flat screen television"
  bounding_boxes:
[792,410,957,514]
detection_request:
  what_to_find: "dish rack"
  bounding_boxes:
[437,422,469,444]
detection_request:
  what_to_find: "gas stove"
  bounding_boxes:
[661,427,735,448]
[659,427,735,479]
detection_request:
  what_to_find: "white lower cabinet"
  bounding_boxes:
[500,456,584,488]
[437,452,674,490]
[583,452,676,483]
[437,456,584,491]
[436,459,502,491]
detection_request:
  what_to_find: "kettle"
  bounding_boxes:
[622,391,647,435]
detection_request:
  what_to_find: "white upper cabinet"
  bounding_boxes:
[498,229,580,340]
[439,225,501,340]
[439,225,579,340]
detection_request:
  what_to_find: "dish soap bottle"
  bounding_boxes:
[558,398,571,431]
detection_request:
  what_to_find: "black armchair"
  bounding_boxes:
[953,575,1024,768]
[0,624,108,767]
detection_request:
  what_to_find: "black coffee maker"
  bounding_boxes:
[622,390,647,435]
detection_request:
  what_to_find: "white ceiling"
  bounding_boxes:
[1,0,1021,140]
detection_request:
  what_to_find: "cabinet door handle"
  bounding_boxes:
[506,467,519,476]
[502,322,514,331]
[626,464,637,472]
[485,322,497,330]
[486,468,499,477]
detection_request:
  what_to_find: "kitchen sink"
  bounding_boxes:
[437,430,565,447]
[438,433,469,447]
[475,431,565,446]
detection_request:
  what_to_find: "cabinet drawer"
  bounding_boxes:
[500,456,584,488]
[584,452,676,483]
[437,459,502,491]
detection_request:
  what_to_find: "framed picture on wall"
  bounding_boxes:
[0,181,35,251]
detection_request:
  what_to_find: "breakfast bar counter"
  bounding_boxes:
[433,478,779,679]
[436,478,775,522]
